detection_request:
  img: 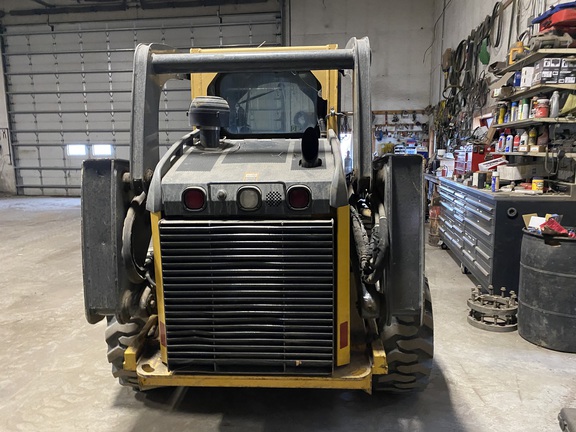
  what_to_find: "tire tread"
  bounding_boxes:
[373,281,434,393]
[105,316,143,389]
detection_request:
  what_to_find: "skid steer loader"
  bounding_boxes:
[81,37,433,393]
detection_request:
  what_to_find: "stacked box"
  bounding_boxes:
[559,58,576,84]
[532,57,562,85]
[521,67,534,88]
[497,163,547,181]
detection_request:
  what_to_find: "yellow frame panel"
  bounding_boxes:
[336,205,350,366]
[136,349,372,393]
[150,212,168,363]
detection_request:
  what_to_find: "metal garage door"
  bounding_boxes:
[2,12,281,195]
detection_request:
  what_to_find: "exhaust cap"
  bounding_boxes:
[188,96,230,148]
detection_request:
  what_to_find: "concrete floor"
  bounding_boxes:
[1,196,575,432]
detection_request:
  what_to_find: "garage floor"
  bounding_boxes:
[1,196,575,432]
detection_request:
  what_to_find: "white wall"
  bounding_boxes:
[290,0,434,112]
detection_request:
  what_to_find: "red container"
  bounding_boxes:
[540,9,576,31]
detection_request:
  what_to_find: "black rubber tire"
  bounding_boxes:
[373,282,434,393]
[105,316,143,389]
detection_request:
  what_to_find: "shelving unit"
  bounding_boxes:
[486,49,576,143]
[487,118,576,142]
[494,117,576,128]
[500,48,576,73]
[492,151,576,158]
[498,84,576,102]
[372,109,429,156]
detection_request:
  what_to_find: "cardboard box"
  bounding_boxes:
[478,157,509,171]
[561,58,576,71]
[558,68,576,84]
[522,213,538,228]
[497,163,547,180]
[472,171,489,188]
[521,67,534,88]
[530,145,547,152]
[522,213,563,229]
[532,57,562,85]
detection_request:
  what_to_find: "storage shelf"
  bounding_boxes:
[492,117,576,128]
[498,84,576,102]
[501,48,576,73]
[492,151,576,158]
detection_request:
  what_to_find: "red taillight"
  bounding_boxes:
[287,186,311,210]
[182,187,206,211]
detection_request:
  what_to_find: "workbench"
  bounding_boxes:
[438,178,576,293]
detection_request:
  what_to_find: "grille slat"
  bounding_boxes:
[164,304,334,311]
[164,298,332,304]
[163,268,332,275]
[163,291,332,298]
[163,276,334,284]
[162,283,334,290]
[168,341,333,349]
[160,219,335,375]
[169,351,333,358]
[167,324,333,332]
[163,317,334,324]
[169,359,333,368]
[161,248,333,255]
[162,255,333,262]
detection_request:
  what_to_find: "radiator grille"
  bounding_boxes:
[159,220,335,375]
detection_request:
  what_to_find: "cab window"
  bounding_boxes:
[209,71,325,137]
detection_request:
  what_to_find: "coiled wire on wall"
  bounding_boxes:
[438,2,501,142]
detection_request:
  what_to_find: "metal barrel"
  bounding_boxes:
[518,228,576,352]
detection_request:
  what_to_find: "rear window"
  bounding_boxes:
[209,71,324,137]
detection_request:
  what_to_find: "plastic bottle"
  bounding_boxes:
[497,132,506,152]
[521,99,530,120]
[514,70,522,87]
[520,130,528,151]
[497,103,507,124]
[513,132,521,152]
[491,171,500,192]
[505,130,514,152]
[550,90,560,118]
[510,102,518,122]
[528,127,538,147]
